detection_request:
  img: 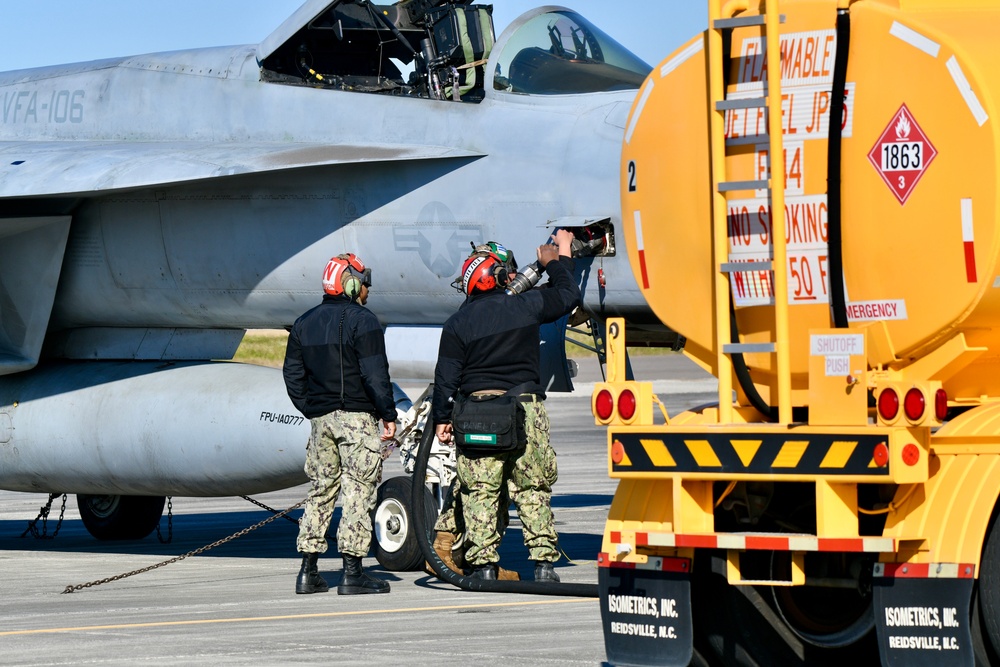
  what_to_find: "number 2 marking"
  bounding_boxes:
[628,161,637,192]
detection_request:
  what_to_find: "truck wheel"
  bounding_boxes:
[695,554,877,666]
[372,476,436,571]
[973,508,1000,664]
[77,494,165,540]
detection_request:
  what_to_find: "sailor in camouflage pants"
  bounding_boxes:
[284,252,397,595]
[457,397,559,569]
[297,411,384,557]
[432,232,578,582]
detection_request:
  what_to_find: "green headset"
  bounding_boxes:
[343,269,363,298]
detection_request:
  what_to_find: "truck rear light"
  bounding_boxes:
[611,440,625,464]
[592,380,653,426]
[595,389,614,421]
[878,388,899,421]
[873,442,889,467]
[618,389,637,421]
[904,388,925,421]
[935,389,948,421]
[902,443,921,466]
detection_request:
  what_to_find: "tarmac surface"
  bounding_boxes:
[0,354,717,667]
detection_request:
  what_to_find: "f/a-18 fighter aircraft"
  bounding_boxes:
[0,0,672,539]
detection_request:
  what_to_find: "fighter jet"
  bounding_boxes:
[0,0,672,539]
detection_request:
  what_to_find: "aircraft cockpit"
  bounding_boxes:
[257,0,651,102]
[491,10,650,95]
[258,0,497,102]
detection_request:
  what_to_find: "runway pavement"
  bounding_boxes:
[0,354,717,667]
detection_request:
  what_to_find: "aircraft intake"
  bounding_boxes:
[0,361,309,496]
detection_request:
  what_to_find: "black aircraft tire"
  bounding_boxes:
[372,476,436,572]
[77,494,165,540]
[695,556,877,666]
[973,507,1000,665]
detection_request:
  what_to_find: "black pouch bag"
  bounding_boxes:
[451,388,529,453]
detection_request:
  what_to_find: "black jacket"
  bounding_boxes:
[431,257,581,424]
[283,294,396,422]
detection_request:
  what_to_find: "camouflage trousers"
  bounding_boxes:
[296,410,383,557]
[434,477,512,537]
[457,398,559,565]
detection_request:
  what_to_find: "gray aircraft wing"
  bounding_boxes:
[0,141,482,197]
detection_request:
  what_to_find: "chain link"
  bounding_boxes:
[239,495,302,525]
[155,497,173,543]
[21,493,67,539]
[62,497,307,594]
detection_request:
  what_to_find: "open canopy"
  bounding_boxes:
[256,1,649,99]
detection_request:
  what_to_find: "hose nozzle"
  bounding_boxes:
[504,262,543,295]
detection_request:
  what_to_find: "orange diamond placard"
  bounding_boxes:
[867,104,937,205]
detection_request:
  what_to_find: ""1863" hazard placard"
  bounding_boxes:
[867,104,938,205]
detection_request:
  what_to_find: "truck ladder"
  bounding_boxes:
[708,0,792,424]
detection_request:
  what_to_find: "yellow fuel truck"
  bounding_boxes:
[595,1,1000,665]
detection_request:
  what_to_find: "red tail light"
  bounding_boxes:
[904,388,925,421]
[595,389,614,421]
[935,389,948,421]
[878,388,899,421]
[611,440,625,464]
[618,389,637,421]
[873,443,889,467]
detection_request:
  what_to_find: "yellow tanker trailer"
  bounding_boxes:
[595,1,1000,665]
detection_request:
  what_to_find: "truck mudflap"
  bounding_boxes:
[873,562,975,667]
[598,553,692,667]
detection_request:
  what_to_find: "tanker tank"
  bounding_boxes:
[622,0,1000,408]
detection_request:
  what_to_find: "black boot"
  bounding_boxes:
[295,553,329,594]
[470,564,497,581]
[534,561,560,583]
[337,555,390,595]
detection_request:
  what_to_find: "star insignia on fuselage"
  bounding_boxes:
[394,202,485,278]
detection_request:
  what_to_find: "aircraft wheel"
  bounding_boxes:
[972,507,1000,664]
[372,476,436,571]
[77,494,165,540]
[696,553,877,666]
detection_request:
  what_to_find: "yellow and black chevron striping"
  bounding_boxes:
[610,432,891,476]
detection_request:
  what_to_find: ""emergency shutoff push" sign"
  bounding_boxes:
[868,104,938,205]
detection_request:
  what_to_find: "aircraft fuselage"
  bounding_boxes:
[0,4,659,499]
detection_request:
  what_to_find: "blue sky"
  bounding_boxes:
[0,1,707,72]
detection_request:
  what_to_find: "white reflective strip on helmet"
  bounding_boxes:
[323,259,348,294]
[462,256,488,292]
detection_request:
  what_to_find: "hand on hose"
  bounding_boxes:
[537,244,559,267]
[552,228,574,257]
[381,420,397,441]
[538,229,574,267]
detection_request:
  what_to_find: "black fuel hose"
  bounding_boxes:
[729,299,808,423]
[827,8,851,328]
[411,423,598,597]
